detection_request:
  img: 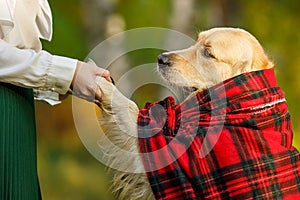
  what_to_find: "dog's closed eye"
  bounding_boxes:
[203,48,216,59]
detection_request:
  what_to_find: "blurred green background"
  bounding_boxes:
[36,0,300,199]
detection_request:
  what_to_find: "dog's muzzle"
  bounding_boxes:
[157,54,172,68]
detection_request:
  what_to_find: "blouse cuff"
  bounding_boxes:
[34,89,61,106]
[46,55,77,94]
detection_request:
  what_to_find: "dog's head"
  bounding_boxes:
[157,27,273,92]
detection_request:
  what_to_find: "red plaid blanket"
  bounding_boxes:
[138,69,300,199]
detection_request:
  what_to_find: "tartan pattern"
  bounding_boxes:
[138,69,300,199]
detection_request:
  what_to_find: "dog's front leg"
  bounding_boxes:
[96,77,154,200]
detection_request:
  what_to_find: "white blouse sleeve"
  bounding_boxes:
[0,39,77,95]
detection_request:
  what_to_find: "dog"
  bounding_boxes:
[156,27,273,92]
[96,27,298,199]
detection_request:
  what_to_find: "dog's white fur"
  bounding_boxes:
[96,27,273,200]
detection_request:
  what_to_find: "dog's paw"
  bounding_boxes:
[96,76,116,104]
[96,76,139,136]
[96,76,139,114]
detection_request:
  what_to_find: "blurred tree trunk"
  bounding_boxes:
[211,0,227,26]
[210,0,241,26]
[80,0,114,48]
[170,0,195,35]
[80,0,130,93]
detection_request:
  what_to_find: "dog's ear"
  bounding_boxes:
[251,47,274,70]
[247,35,274,71]
[232,37,273,74]
[231,43,254,76]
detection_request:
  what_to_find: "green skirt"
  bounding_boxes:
[0,83,41,200]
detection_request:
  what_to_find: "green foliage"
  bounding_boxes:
[116,0,171,28]
[42,0,88,59]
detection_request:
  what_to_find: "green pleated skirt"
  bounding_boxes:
[0,83,41,200]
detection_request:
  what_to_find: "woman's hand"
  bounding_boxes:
[70,60,111,103]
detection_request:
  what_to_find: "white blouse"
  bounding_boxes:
[0,0,77,105]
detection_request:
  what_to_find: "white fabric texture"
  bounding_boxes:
[0,0,77,104]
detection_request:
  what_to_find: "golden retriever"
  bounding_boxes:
[96,27,273,200]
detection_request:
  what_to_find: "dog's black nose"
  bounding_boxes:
[157,54,171,66]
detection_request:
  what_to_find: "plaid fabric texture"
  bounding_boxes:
[138,69,300,200]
